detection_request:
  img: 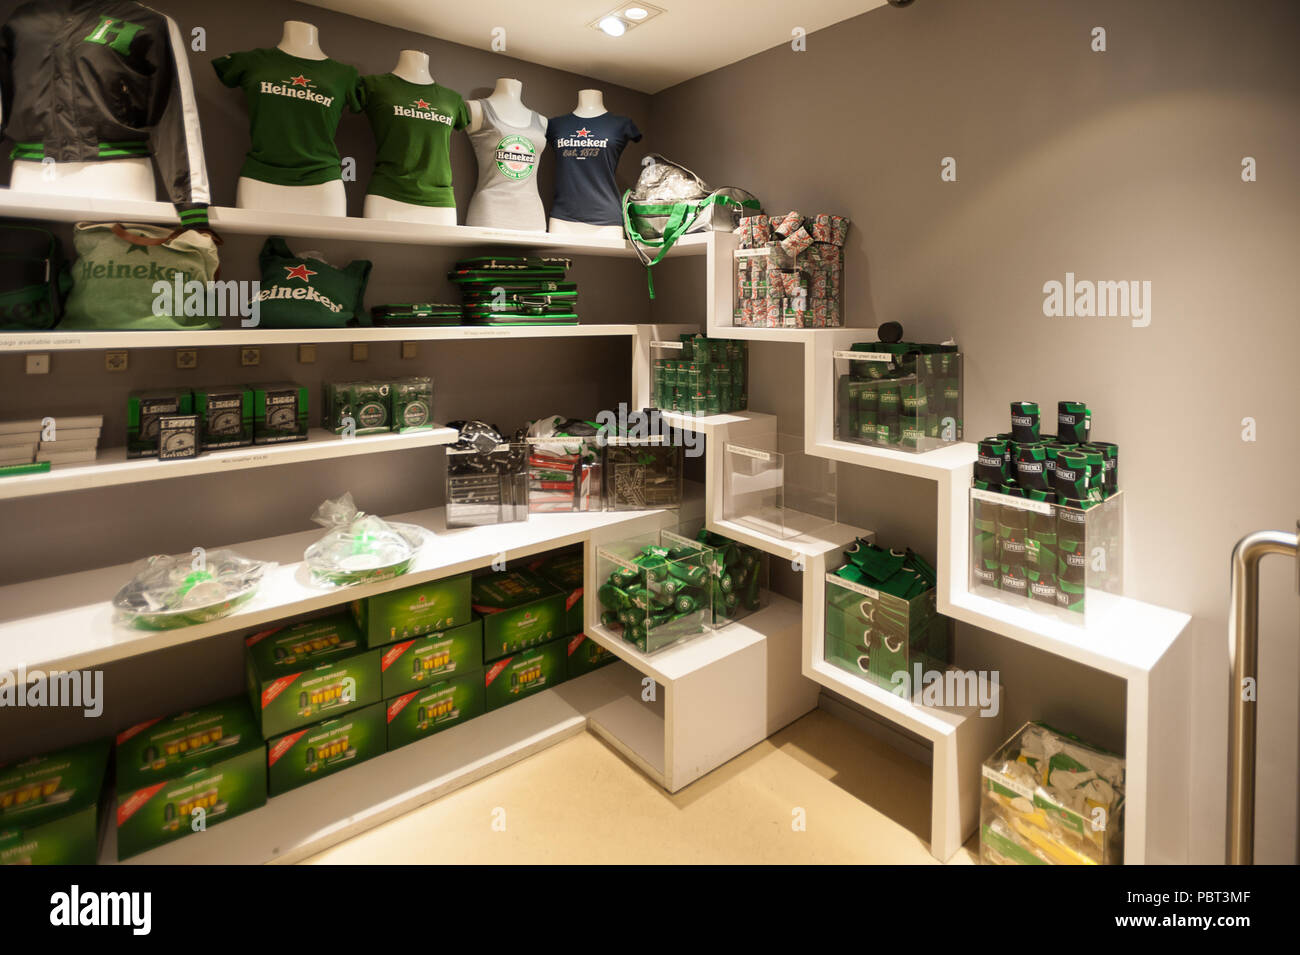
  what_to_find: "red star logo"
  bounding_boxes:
[290,75,310,87]
[575,127,591,137]
[415,99,431,109]
[284,264,316,282]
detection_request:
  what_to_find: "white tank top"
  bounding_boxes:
[466,100,547,231]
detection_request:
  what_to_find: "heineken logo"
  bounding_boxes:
[284,264,317,283]
[556,130,609,148]
[494,135,537,180]
[255,282,346,313]
[394,101,454,125]
[260,77,334,107]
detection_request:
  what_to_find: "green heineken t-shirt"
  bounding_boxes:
[360,75,470,208]
[212,48,362,187]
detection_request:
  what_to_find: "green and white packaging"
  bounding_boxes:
[252,382,308,444]
[386,672,485,749]
[194,386,253,450]
[127,389,193,458]
[244,614,382,737]
[564,633,618,678]
[379,618,483,698]
[392,377,434,433]
[0,738,110,865]
[350,573,473,649]
[529,549,585,637]
[472,568,566,663]
[114,697,266,859]
[483,637,567,711]
[266,702,387,796]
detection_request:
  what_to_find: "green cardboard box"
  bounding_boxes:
[127,389,193,458]
[252,381,308,445]
[529,549,585,637]
[194,386,254,450]
[484,637,567,711]
[472,569,567,663]
[0,738,110,865]
[114,697,266,859]
[386,672,485,749]
[379,618,483,698]
[350,573,473,649]
[564,633,618,679]
[266,702,387,796]
[244,614,382,738]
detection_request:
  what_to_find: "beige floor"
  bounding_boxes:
[306,708,979,865]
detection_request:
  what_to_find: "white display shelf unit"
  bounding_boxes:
[0,187,710,258]
[0,426,459,501]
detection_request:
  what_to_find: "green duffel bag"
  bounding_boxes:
[0,221,72,330]
[256,237,372,328]
[62,222,222,330]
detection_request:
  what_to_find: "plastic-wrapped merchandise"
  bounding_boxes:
[303,492,426,587]
[980,721,1126,865]
[112,550,270,630]
[526,415,603,513]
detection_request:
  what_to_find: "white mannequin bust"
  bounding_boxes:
[363,50,456,225]
[467,78,543,133]
[236,21,346,216]
[549,89,622,238]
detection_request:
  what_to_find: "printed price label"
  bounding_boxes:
[834,350,893,362]
[727,445,773,462]
[981,765,1035,801]
[651,341,684,350]
[463,328,511,338]
[824,572,880,600]
[971,487,1054,516]
[661,529,706,551]
[597,549,640,572]
[733,248,771,259]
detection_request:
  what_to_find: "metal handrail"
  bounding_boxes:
[1226,521,1299,865]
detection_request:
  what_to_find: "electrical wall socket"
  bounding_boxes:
[105,351,128,372]
[352,343,369,361]
[25,353,50,374]
[241,347,261,367]
[176,349,198,370]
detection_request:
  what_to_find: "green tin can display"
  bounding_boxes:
[266,701,387,796]
[379,618,483,698]
[350,573,473,649]
[244,614,382,738]
[0,738,110,865]
[484,638,568,711]
[114,697,266,860]
[472,568,567,662]
[386,672,485,749]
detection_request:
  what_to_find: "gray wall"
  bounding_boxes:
[646,0,1300,862]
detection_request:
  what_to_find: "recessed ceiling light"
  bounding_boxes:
[624,6,649,19]
[598,15,626,36]
[590,2,663,34]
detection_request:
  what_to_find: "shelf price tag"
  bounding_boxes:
[825,572,880,600]
[834,350,893,362]
[650,341,684,350]
[661,529,706,551]
[597,549,640,573]
[981,765,1035,801]
[727,445,773,462]
[971,487,1054,516]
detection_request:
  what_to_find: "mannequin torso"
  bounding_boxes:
[235,21,346,216]
[362,50,456,225]
[465,78,547,231]
[548,89,635,237]
[467,79,544,134]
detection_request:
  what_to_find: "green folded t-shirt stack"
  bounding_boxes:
[833,540,936,601]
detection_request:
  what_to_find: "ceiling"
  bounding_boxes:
[302,1,891,93]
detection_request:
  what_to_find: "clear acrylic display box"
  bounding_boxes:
[594,528,715,654]
[445,442,529,528]
[602,436,685,511]
[525,435,602,514]
[722,433,838,540]
[649,336,748,415]
[731,244,844,329]
[968,487,1124,624]
[980,720,1125,865]
[823,572,950,691]
[833,346,963,452]
[668,519,769,628]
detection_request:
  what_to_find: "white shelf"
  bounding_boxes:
[808,437,978,482]
[105,666,631,864]
[705,326,867,343]
[942,587,1191,681]
[0,188,709,258]
[659,409,777,437]
[0,501,694,677]
[709,514,870,560]
[806,658,970,742]
[0,323,656,352]
[0,426,458,501]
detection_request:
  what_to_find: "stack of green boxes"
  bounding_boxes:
[835,341,962,451]
[529,548,620,678]
[0,738,110,864]
[473,568,570,708]
[127,382,308,459]
[596,535,714,653]
[244,614,385,796]
[824,539,950,690]
[322,376,434,435]
[691,528,765,626]
[349,573,483,749]
[115,697,267,858]
[652,334,748,416]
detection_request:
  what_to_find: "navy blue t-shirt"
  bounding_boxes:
[547,112,643,226]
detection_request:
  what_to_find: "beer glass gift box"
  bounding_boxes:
[386,671,485,749]
[265,701,387,797]
[834,342,964,453]
[0,738,110,865]
[595,529,715,654]
[483,636,568,712]
[472,568,567,663]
